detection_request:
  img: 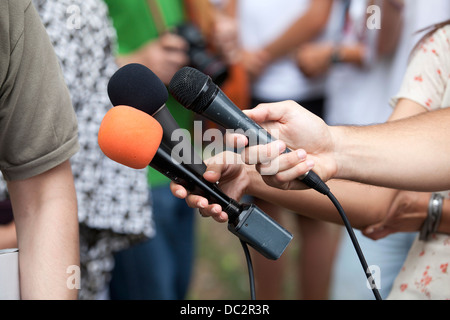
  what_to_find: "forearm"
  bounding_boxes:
[333,44,366,66]
[330,108,450,191]
[8,160,79,299]
[376,0,404,57]
[248,170,394,229]
[263,0,332,62]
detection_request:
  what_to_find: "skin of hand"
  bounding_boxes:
[210,7,271,79]
[212,11,240,64]
[170,140,312,222]
[170,100,337,222]
[240,49,271,81]
[170,151,249,223]
[296,43,334,78]
[246,99,450,191]
[116,33,189,85]
[243,100,338,182]
[231,134,315,191]
[362,190,429,240]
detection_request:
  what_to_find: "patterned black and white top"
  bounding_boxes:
[0,0,155,299]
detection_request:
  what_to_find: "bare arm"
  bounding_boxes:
[7,160,79,300]
[297,0,404,78]
[246,97,429,229]
[249,178,394,229]
[171,98,448,227]
[376,0,404,57]
[238,0,333,79]
[263,0,333,62]
[0,222,17,249]
[242,98,450,191]
[331,103,450,191]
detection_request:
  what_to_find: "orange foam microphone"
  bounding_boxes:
[98,105,163,169]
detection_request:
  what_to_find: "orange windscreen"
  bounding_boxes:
[98,105,163,169]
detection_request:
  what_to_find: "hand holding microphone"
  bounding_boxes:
[170,144,314,219]
[169,66,332,195]
[230,101,338,189]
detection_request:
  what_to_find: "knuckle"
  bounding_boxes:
[294,164,307,177]
[273,172,287,184]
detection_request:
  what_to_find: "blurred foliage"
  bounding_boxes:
[187,214,250,300]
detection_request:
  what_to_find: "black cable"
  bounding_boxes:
[326,191,383,300]
[239,191,382,300]
[238,191,382,300]
[240,239,256,300]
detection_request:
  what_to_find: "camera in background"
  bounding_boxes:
[173,23,229,86]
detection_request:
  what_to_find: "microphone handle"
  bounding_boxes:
[153,106,207,177]
[150,143,241,221]
[203,91,330,195]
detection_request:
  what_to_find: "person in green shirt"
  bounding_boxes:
[104,0,196,299]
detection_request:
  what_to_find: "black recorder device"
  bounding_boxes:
[228,203,293,260]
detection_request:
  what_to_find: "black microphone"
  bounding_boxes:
[107,63,206,175]
[105,66,293,260]
[169,66,330,195]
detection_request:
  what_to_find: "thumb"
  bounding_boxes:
[160,32,188,51]
[243,102,290,123]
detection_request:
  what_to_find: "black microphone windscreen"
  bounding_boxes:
[107,63,169,115]
[169,67,217,112]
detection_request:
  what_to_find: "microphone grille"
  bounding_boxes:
[169,67,216,111]
[98,106,163,169]
[107,63,168,115]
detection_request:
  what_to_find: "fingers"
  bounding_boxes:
[159,33,189,69]
[188,195,228,223]
[224,132,248,150]
[170,153,240,223]
[259,155,315,190]
[241,50,270,80]
[213,12,240,64]
[224,132,315,190]
[170,181,228,223]
[187,194,229,223]
[243,100,300,124]
[239,140,315,190]
[257,149,313,177]
[241,140,286,165]
[159,32,189,52]
[170,181,188,199]
[259,149,307,172]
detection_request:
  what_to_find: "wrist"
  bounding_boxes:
[328,125,348,180]
[245,165,267,197]
[330,45,342,64]
[258,48,273,66]
[437,198,450,234]
[420,193,444,240]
